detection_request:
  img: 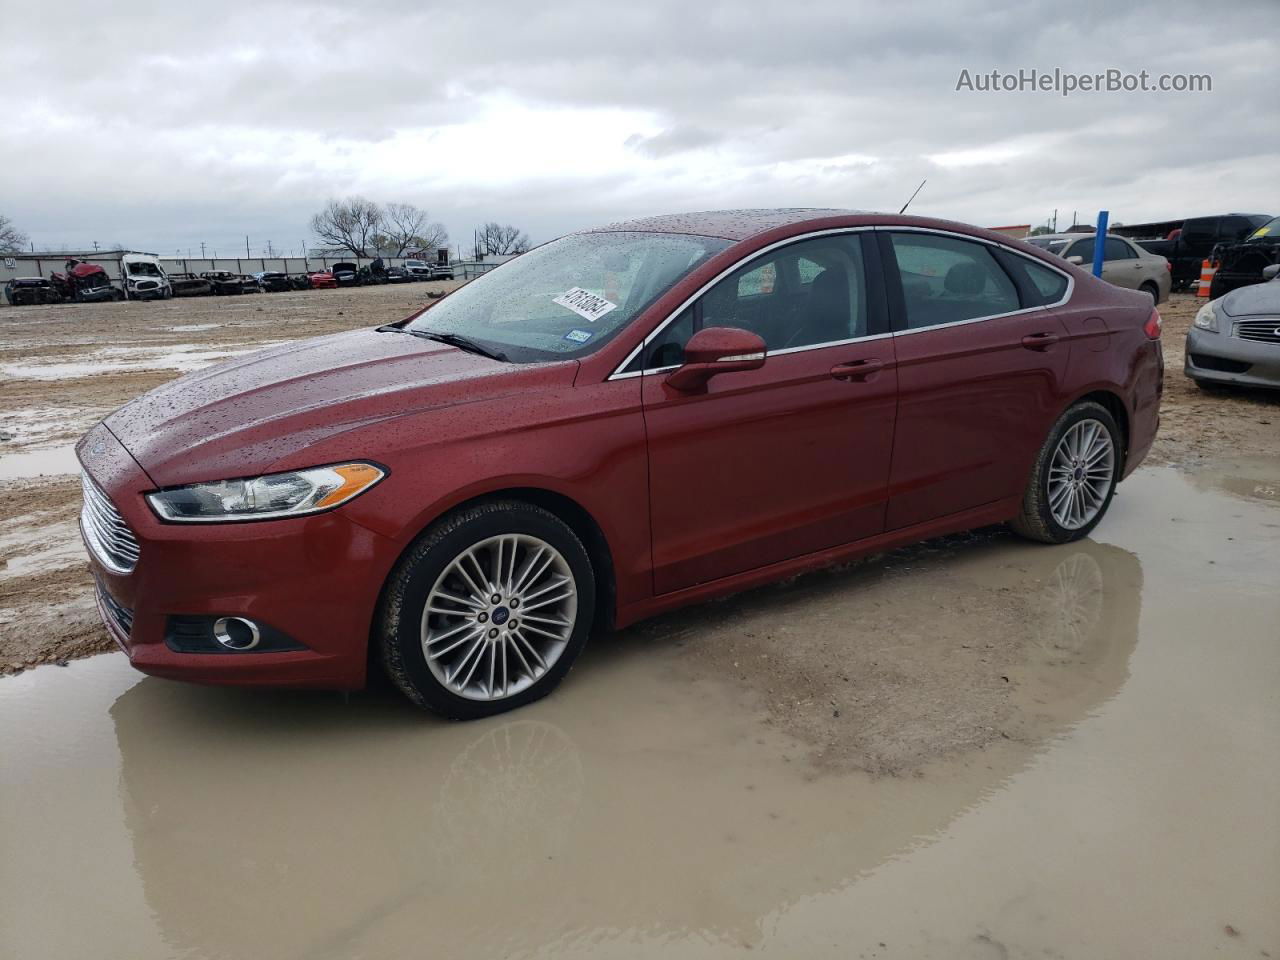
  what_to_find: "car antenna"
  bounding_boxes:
[898,179,927,215]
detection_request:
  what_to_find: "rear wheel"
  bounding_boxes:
[1011,401,1121,544]
[1139,281,1159,305]
[379,500,595,719]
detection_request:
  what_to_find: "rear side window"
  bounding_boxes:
[888,232,1019,329]
[1104,238,1136,261]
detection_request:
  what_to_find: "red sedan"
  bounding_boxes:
[78,209,1162,717]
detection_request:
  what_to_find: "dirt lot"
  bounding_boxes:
[2,289,1277,776]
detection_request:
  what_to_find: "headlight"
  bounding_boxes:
[1193,301,1219,332]
[146,462,385,523]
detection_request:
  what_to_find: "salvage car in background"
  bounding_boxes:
[169,274,213,297]
[1209,215,1280,299]
[385,265,413,283]
[1187,263,1280,391]
[51,260,122,302]
[122,253,172,300]
[253,271,293,293]
[307,270,337,289]
[331,262,360,287]
[202,271,260,295]
[4,276,61,305]
[403,258,433,279]
[1027,233,1170,304]
[79,208,1163,719]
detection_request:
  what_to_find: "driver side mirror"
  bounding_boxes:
[1066,255,1085,266]
[666,326,766,392]
[1263,264,1280,282]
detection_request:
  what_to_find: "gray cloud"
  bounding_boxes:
[0,0,1274,254]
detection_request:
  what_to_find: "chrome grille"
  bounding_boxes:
[1235,318,1280,345]
[81,473,140,575]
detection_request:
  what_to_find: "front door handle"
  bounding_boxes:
[1021,332,1059,351]
[830,358,884,381]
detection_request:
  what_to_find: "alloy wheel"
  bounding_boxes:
[1047,419,1115,530]
[421,534,578,701]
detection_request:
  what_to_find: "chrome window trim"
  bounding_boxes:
[606,224,1074,379]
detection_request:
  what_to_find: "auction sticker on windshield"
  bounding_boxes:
[553,287,618,323]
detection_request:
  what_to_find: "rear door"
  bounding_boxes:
[879,229,1071,530]
[638,231,898,594]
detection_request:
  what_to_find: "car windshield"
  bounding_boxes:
[1247,217,1280,242]
[405,231,731,362]
[406,260,425,267]
[128,262,162,277]
[1026,237,1070,255]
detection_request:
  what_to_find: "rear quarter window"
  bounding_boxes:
[1020,259,1069,305]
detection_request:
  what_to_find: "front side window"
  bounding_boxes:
[405,231,730,363]
[698,234,868,351]
[1247,217,1280,242]
[888,232,1019,329]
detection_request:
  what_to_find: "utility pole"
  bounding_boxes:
[1052,208,1058,232]
[200,241,206,258]
[245,235,251,258]
[92,240,99,252]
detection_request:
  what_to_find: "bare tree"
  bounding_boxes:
[0,213,28,253]
[309,197,383,257]
[378,202,449,257]
[478,222,530,256]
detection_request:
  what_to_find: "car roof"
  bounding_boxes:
[1031,233,1137,242]
[585,208,874,241]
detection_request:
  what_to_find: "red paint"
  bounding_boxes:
[80,210,1162,690]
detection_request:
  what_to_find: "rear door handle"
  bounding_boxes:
[830,358,884,381]
[1020,332,1059,351]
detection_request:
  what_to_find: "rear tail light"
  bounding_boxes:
[1143,307,1162,339]
[1166,261,1172,272]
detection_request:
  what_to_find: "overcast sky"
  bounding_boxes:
[1,0,1274,256]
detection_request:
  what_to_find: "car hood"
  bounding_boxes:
[1220,281,1280,317]
[104,327,576,487]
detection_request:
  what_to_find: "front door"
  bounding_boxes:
[640,232,898,595]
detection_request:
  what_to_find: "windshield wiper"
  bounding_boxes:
[404,329,509,362]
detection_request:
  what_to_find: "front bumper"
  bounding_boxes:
[76,424,401,689]
[1185,324,1280,389]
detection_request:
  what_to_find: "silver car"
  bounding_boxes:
[1027,233,1172,304]
[1185,264,1280,390]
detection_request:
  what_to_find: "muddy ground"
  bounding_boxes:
[2,289,1277,779]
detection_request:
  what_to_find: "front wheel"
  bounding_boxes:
[378,500,595,719]
[1011,401,1121,544]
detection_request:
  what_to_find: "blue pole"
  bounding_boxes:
[1092,210,1109,278]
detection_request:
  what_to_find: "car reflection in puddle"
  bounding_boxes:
[106,541,1141,959]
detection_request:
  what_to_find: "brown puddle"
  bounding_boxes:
[1,465,1277,959]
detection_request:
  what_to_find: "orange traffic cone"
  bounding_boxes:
[1196,259,1216,297]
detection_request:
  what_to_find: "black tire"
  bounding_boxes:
[1010,401,1122,544]
[378,500,595,719]
[1139,281,1159,305]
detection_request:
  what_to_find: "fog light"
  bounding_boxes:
[212,616,261,651]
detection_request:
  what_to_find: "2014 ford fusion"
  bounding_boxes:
[79,209,1163,717]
